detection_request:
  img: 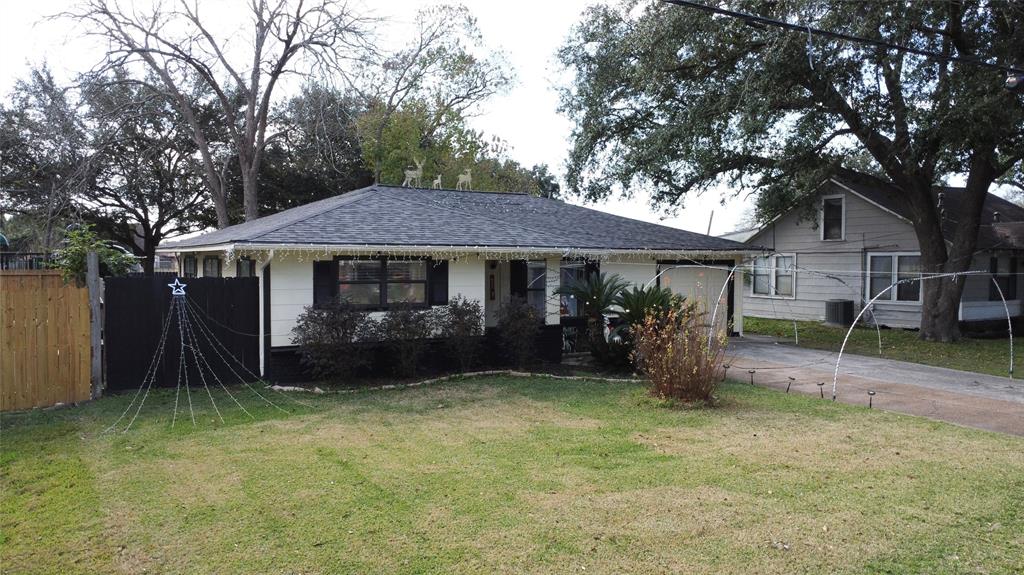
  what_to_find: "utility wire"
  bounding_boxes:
[661,0,1024,75]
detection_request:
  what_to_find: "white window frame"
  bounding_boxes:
[750,253,797,299]
[865,252,923,304]
[820,194,846,241]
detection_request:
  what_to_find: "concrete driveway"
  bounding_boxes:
[727,337,1024,436]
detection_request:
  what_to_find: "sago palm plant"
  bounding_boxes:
[554,272,630,361]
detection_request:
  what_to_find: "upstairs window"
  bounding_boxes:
[822,196,845,240]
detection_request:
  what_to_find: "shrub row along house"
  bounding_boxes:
[724,169,1024,330]
[158,184,756,376]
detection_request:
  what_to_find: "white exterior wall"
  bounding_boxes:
[744,188,924,328]
[269,258,314,347]
[545,257,561,326]
[450,256,486,310]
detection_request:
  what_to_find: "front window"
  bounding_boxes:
[775,255,794,296]
[338,258,427,308]
[182,255,197,278]
[822,197,844,240]
[752,256,770,295]
[203,256,222,278]
[526,260,547,317]
[236,257,255,278]
[990,257,1018,301]
[559,261,587,317]
[868,254,921,302]
[752,254,794,297]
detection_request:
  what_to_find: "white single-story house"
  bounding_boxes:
[157,184,758,376]
[735,169,1024,329]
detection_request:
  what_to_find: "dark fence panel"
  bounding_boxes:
[104,276,259,391]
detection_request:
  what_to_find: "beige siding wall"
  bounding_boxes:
[744,188,925,328]
[602,261,658,288]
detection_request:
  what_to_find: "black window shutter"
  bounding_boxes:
[510,260,528,299]
[313,259,338,306]
[429,260,449,305]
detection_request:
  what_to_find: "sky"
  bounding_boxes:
[0,0,750,236]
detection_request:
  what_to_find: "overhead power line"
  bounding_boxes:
[661,0,1024,76]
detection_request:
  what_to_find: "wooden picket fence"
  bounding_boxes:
[1,270,93,411]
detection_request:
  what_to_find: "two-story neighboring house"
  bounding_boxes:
[735,170,1024,330]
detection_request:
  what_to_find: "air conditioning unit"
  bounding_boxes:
[825,299,854,326]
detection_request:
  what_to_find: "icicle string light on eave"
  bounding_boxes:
[215,243,758,266]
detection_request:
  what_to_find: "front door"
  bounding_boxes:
[483,260,511,327]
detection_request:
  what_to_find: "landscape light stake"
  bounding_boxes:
[722,363,730,381]
[748,369,756,385]
[817,382,825,399]
[868,390,876,409]
[786,376,795,393]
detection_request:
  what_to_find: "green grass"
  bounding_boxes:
[3,377,1023,574]
[743,316,1015,378]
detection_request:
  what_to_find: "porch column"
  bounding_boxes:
[545,257,561,326]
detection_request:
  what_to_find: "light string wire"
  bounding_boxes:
[106,296,178,433]
[183,298,300,410]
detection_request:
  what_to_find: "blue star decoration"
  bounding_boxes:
[167,278,188,296]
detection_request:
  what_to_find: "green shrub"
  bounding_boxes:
[377,303,434,377]
[292,299,377,379]
[50,223,136,285]
[434,296,485,372]
[554,272,629,364]
[496,296,541,368]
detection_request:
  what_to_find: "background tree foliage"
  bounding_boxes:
[559,0,1024,341]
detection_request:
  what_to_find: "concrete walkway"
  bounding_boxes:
[727,338,1024,436]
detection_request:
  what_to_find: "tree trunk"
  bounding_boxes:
[908,156,995,342]
[141,244,156,276]
[241,165,259,221]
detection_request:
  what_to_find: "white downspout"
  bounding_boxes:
[258,249,275,377]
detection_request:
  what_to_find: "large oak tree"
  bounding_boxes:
[559,0,1024,341]
[66,0,370,227]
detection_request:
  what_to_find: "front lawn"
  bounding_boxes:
[2,377,1022,574]
[744,316,1015,378]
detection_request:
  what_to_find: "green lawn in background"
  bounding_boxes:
[2,376,1022,574]
[743,316,1014,378]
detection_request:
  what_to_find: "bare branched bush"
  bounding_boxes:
[631,306,725,403]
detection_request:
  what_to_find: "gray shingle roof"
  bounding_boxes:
[833,169,1024,250]
[161,185,755,253]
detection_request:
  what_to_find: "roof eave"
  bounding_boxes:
[156,241,763,257]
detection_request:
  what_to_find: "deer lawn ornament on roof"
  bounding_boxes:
[456,168,472,190]
[431,174,442,189]
[402,158,424,187]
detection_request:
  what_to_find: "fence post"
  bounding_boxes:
[87,251,104,399]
